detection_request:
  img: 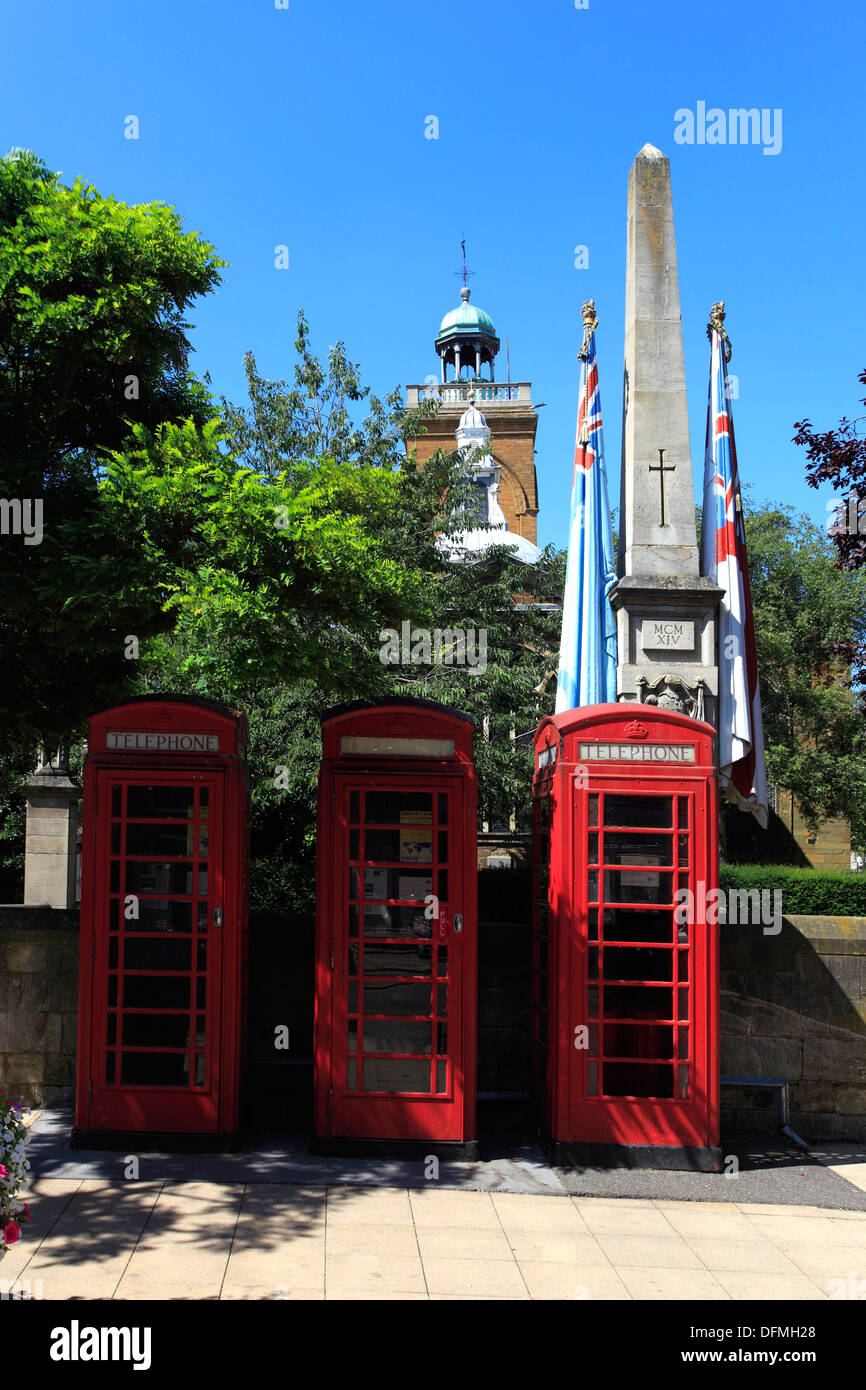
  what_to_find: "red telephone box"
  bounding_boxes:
[314,699,478,1154]
[532,704,720,1169]
[74,696,249,1146]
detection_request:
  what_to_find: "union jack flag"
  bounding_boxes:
[555,304,617,712]
[701,324,768,826]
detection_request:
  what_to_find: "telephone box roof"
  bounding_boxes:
[321,696,477,729]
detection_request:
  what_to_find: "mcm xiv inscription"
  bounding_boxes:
[640,618,695,651]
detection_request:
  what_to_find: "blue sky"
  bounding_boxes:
[2,0,863,550]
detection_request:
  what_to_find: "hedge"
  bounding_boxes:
[720,864,866,916]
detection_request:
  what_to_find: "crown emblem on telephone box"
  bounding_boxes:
[624,720,649,740]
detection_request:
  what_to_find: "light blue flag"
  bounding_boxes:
[555,304,618,712]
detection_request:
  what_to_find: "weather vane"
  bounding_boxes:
[454,238,475,289]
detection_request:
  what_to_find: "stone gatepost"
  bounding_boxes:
[23,749,81,908]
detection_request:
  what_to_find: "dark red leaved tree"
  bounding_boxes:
[796,369,866,686]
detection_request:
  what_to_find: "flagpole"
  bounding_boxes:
[702,301,768,828]
[555,300,618,714]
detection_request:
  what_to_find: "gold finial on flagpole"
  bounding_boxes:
[707,300,732,363]
[577,300,599,443]
[578,299,598,361]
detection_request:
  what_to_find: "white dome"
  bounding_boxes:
[455,399,491,457]
[438,528,542,567]
[458,401,487,431]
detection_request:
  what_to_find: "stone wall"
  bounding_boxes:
[721,914,866,1139]
[724,792,852,871]
[477,831,531,871]
[0,907,78,1106]
[782,792,852,872]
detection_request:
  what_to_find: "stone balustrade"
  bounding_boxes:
[406,382,533,408]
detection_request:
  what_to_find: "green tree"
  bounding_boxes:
[744,498,866,842]
[0,149,224,766]
[95,413,442,700]
[129,320,565,908]
[795,368,866,686]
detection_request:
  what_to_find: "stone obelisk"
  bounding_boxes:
[611,144,721,724]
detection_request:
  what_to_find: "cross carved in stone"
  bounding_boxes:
[649,448,676,526]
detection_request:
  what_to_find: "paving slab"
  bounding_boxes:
[592,1232,704,1270]
[714,1270,827,1300]
[409,1188,502,1228]
[422,1255,527,1298]
[684,1235,801,1275]
[5,1176,866,1302]
[578,1203,678,1236]
[617,1266,729,1300]
[415,1226,514,1261]
[327,1290,427,1300]
[505,1232,608,1264]
[518,1260,630,1300]
[324,1252,427,1294]
[810,1143,866,1194]
[326,1187,414,1225]
[326,1225,419,1257]
[653,1204,758,1239]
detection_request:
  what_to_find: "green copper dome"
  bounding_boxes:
[437,286,497,342]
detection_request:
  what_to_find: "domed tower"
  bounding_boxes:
[435,286,500,382]
[406,286,541,547]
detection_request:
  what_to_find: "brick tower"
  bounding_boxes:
[405,286,541,547]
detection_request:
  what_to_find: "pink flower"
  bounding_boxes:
[3,1221,21,1245]
[0,1165,6,1178]
[21,1204,31,1222]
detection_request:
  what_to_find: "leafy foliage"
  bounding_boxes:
[0,785,25,903]
[796,369,866,686]
[744,498,866,841]
[97,414,434,699]
[0,149,224,762]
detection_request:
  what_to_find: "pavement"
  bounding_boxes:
[2,1106,865,1300]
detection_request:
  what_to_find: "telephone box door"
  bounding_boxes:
[571,775,714,1148]
[327,775,466,1141]
[85,771,226,1134]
